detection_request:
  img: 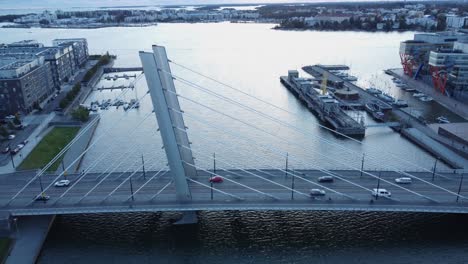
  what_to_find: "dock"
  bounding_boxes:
[103,67,143,73]
[280,75,365,137]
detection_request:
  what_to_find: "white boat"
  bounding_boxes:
[419,96,433,102]
[377,93,395,103]
[413,93,425,98]
[436,116,450,124]
[345,76,358,81]
[393,99,408,108]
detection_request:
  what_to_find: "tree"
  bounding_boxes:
[0,126,8,138]
[39,19,50,25]
[71,106,90,122]
[436,14,447,31]
[13,113,21,125]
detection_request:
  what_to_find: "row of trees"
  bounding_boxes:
[83,52,113,83]
[59,83,81,109]
[279,14,447,32]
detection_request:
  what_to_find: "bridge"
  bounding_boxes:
[1,170,467,216]
[0,45,466,223]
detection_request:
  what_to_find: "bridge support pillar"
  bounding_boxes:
[139,46,197,203]
[174,211,198,225]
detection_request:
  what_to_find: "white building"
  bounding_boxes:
[446,15,468,29]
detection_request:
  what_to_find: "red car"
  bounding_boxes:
[209,176,223,183]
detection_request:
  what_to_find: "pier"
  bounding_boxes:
[103,67,143,73]
[280,74,365,137]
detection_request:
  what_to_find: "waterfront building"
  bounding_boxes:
[0,56,54,117]
[53,38,89,68]
[428,41,468,100]
[399,32,468,76]
[0,38,89,118]
[0,45,75,89]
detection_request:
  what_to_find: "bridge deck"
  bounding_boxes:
[0,170,466,215]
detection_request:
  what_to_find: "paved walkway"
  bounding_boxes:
[6,215,55,264]
[0,113,56,174]
[389,69,468,120]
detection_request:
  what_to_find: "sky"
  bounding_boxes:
[0,0,411,9]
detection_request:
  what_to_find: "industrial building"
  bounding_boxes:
[0,39,89,118]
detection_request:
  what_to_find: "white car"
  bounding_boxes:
[371,188,391,198]
[54,180,70,187]
[7,134,15,140]
[310,188,326,196]
[395,177,412,184]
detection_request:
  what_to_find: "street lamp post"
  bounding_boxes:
[10,145,15,168]
[375,171,381,200]
[291,171,295,200]
[213,153,216,175]
[285,153,288,178]
[457,173,464,203]
[129,176,134,201]
[13,218,19,238]
[360,154,365,178]
[141,154,146,180]
[432,158,439,182]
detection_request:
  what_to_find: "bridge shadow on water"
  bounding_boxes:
[37,211,468,263]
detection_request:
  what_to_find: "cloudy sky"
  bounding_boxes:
[0,0,408,9]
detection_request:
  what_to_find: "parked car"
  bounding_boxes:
[10,147,20,155]
[54,180,70,187]
[310,189,326,196]
[16,143,25,150]
[54,107,63,112]
[7,134,15,140]
[209,176,223,183]
[318,176,334,183]
[395,177,412,184]
[34,194,50,201]
[1,147,10,154]
[21,139,29,145]
[371,188,391,198]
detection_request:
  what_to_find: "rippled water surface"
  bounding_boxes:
[38,211,468,264]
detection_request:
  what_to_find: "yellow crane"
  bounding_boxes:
[321,72,328,95]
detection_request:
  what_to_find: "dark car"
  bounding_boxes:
[1,147,10,154]
[10,147,20,155]
[318,176,334,183]
[54,107,63,112]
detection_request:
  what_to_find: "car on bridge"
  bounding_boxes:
[34,194,50,201]
[372,188,391,198]
[209,176,223,183]
[318,176,334,183]
[310,189,326,196]
[395,177,412,184]
[54,180,70,187]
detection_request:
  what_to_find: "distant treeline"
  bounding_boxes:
[0,14,27,22]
